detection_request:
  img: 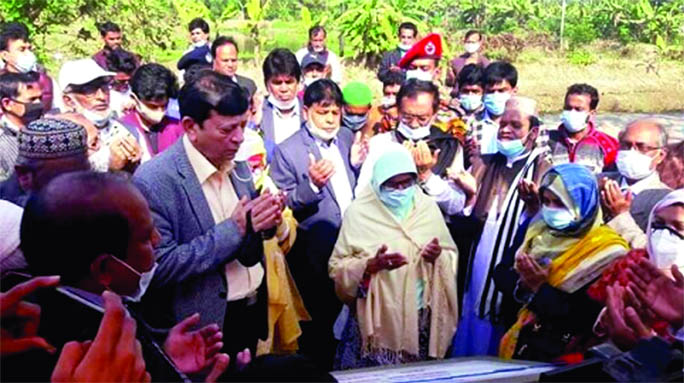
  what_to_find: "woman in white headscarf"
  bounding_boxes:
[328,143,459,369]
[646,188,684,274]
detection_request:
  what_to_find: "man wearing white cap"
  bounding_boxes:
[59,58,141,172]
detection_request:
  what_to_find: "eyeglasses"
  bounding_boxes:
[619,140,661,154]
[71,80,112,97]
[399,113,432,127]
[651,223,684,240]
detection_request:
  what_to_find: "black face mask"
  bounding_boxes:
[18,100,44,125]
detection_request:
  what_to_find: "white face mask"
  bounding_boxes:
[70,96,113,128]
[109,256,158,303]
[303,77,319,87]
[397,121,431,141]
[381,96,396,108]
[398,43,413,51]
[561,110,588,133]
[616,150,655,181]
[192,40,207,48]
[11,51,38,73]
[406,69,434,82]
[133,95,165,126]
[268,94,298,111]
[649,228,684,271]
[308,120,339,141]
[464,42,480,54]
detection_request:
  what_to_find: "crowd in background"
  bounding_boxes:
[0,16,682,382]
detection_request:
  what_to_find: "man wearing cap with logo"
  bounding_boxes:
[0,72,43,181]
[300,52,330,90]
[0,117,90,207]
[295,26,342,84]
[397,33,444,84]
[59,58,141,172]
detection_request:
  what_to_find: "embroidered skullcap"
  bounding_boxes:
[17,118,87,159]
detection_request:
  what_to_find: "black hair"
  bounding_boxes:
[398,22,418,37]
[309,26,326,39]
[396,79,440,112]
[0,22,29,51]
[464,30,483,41]
[21,171,132,285]
[565,83,599,110]
[105,48,138,75]
[382,70,405,88]
[183,63,212,85]
[130,63,178,102]
[458,64,484,90]
[0,71,40,103]
[179,70,249,126]
[211,35,239,58]
[188,18,210,34]
[303,78,343,108]
[483,61,518,89]
[97,21,121,37]
[262,48,301,84]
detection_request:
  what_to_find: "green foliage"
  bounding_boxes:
[567,49,597,66]
[171,0,212,29]
[336,0,403,64]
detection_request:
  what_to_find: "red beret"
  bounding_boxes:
[398,33,443,69]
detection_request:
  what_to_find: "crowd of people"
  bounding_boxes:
[0,16,683,382]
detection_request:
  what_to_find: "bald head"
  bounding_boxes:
[622,118,668,149]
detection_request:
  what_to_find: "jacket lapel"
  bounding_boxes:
[174,142,215,233]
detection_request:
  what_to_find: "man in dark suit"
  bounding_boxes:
[270,79,364,369]
[377,22,417,82]
[14,171,229,382]
[211,35,257,98]
[259,49,306,161]
[132,70,283,364]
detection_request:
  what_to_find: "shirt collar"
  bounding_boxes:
[183,135,233,184]
[273,104,299,119]
[620,171,661,195]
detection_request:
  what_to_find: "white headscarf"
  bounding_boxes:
[647,188,684,273]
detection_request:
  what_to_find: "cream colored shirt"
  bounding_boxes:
[183,136,264,301]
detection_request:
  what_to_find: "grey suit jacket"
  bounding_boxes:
[132,140,264,332]
[269,126,357,274]
[259,99,306,161]
[235,74,257,98]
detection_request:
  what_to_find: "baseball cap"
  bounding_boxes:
[59,59,116,92]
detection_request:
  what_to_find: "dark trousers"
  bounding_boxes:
[223,295,261,363]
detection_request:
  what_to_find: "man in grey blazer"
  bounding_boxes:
[132,70,283,364]
[270,79,365,369]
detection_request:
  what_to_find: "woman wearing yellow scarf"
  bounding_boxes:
[328,143,459,369]
[498,163,628,361]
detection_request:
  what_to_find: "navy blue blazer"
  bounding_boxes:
[132,139,265,335]
[259,99,306,162]
[269,126,357,274]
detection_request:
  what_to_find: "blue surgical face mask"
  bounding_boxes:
[561,110,588,133]
[342,113,368,132]
[379,185,416,220]
[497,138,525,158]
[541,205,575,231]
[483,92,511,116]
[459,94,483,112]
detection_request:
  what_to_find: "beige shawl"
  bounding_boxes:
[328,185,459,359]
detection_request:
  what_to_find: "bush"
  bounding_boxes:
[567,49,597,66]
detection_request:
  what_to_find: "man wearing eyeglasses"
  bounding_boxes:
[598,119,672,248]
[356,79,474,218]
[59,59,141,172]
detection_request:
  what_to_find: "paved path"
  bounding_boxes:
[540,112,684,144]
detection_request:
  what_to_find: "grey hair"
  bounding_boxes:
[621,118,668,148]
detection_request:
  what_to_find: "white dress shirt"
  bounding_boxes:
[273,105,301,145]
[310,134,354,216]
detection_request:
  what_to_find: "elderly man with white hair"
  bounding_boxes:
[452,95,552,357]
[58,58,141,172]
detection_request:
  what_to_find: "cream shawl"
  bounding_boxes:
[328,185,459,359]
